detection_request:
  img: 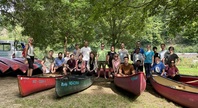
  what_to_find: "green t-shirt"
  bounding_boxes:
[97,49,107,61]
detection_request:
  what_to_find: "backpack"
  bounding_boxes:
[22,44,29,58]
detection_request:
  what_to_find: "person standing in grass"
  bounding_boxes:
[153,46,160,62]
[164,46,180,66]
[118,42,129,64]
[25,37,35,76]
[107,45,117,74]
[87,52,97,76]
[80,41,91,65]
[73,43,81,60]
[159,43,167,63]
[117,56,135,77]
[41,50,55,73]
[144,45,154,79]
[97,43,108,79]
[133,48,144,72]
[131,41,144,61]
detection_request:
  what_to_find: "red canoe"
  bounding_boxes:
[0,57,20,71]
[114,72,146,95]
[18,74,63,96]
[0,62,10,73]
[13,58,39,70]
[179,74,198,87]
[150,74,198,108]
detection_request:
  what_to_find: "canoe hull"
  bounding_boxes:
[114,72,146,95]
[55,75,93,97]
[180,74,198,87]
[0,57,19,71]
[18,74,62,96]
[0,62,10,73]
[150,75,198,108]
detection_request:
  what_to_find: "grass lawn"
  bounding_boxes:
[178,66,198,76]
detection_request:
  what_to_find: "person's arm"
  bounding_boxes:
[118,65,124,76]
[161,64,166,76]
[93,60,98,71]
[151,65,154,73]
[131,65,135,75]
[75,60,79,71]
[41,57,45,66]
[141,54,144,66]
[112,60,115,72]
[176,57,180,66]
[87,60,90,71]
[175,66,179,74]
[151,54,154,66]
[133,54,135,64]
[25,44,29,59]
[161,69,165,76]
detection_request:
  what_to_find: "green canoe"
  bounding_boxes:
[55,75,93,97]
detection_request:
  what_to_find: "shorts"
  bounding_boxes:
[27,56,34,69]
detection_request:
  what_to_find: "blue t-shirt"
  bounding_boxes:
[140,48,144,55]
[151,62,165,74]
[54,57,65,67]
[144,51,154,63]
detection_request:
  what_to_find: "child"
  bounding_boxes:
[166,60,180,81]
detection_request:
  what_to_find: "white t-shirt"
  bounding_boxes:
[118,49,128,63]
[159,50,167,60]
[80,46,91,61]
[133,53,144,64]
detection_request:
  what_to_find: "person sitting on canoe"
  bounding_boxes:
[112,54,120,75]
[75,53,86,75]
[151,56,166,76]
[64,51,70,64]
[87,52,97,76]
[117,56,135,77]
[166,60,180,81]
[63,54,76,75]
[133,60,143,72]
[41,50,55,73]
[52,52,65,73]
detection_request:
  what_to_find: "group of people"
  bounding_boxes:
[25,37,180,81]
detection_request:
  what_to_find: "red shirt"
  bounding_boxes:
[167,66,178,76]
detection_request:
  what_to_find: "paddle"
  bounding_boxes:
[186,80,198,83]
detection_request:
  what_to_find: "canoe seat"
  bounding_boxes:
[169,85,185,90]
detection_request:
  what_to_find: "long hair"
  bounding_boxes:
[89,52,95,65]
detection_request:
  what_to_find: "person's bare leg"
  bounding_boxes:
[27,69,30,76]
[103,64,107,79]
[63,67,67,75]
[96,68,100,78]
[42,67,46,74]
[29,69,33,76]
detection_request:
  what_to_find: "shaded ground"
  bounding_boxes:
[0,76,182,108]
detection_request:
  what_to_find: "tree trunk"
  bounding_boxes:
[64,36,67,57]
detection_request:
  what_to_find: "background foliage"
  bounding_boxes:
[0,0,197,54]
